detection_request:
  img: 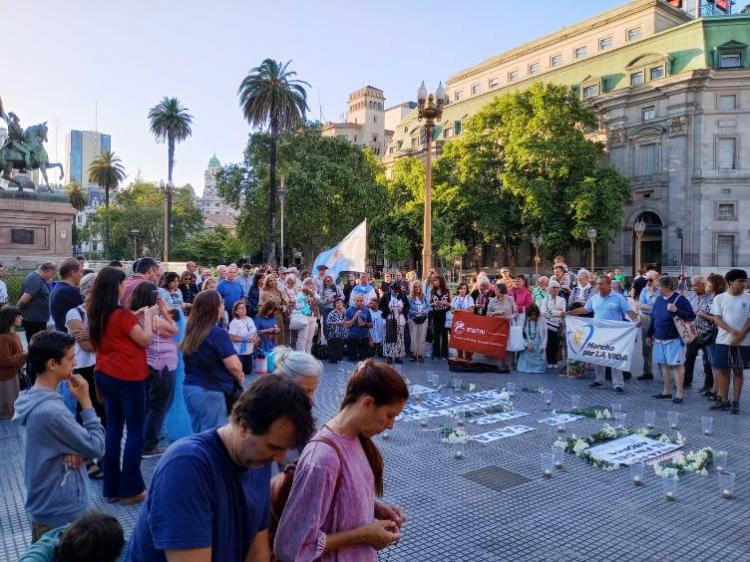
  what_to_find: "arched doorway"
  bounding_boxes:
[633,211,662,272]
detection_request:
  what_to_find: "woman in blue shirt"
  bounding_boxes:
[254,301,280,355]
[646,275,696,404]
[182,291,244,432]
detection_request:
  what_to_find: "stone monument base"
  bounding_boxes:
[0,192,75,269]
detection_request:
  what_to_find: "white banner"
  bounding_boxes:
[587,435,682,466]
[565,316,638,371]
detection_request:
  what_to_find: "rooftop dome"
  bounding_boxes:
[208,153,220,167]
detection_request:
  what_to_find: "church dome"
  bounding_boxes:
[208,153,220,167]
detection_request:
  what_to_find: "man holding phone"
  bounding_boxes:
[345,295,373,361]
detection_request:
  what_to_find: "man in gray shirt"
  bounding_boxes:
[17,261,57,382]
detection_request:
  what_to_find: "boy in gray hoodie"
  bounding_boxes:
[13,331,105,542]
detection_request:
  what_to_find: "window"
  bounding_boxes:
[719,95,737,110]
[471,84,481,95]
[583,85,599,99]
[444,128,453,139]
[717,235,735,267]
[373,115,377,123]
[411,137,418,148]
[489,77,500,88]
[550,54,563,67]
[454,90,464,101]
[575,46,587,59]
[529,63,540,75]
[454,121,462,136]
[630,71,644,86]
[642,106,656,121]
[717,202,737,220]
[372,134,377,142]
[404,126,408,133]
[638,143,657,176]
[599,37,613,50]
[650,66,664,80]
[354,135,357,142]
[508,70,519,82]
[627,28,642,41]
[720,53,741,68]
[718,138,737,170]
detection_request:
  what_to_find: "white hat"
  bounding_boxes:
[548,279,561,289]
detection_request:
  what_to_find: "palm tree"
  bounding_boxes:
[148,97,194,260]
[88,151,126,259]
[238,59,309,265]
[66,181,88,255]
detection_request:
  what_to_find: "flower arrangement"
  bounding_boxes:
[521,386,545,394]
[461,402,513,419]
[440,426,470,445]
[554,425,685,472]
[561,407,614,420]
[653,448,714,477]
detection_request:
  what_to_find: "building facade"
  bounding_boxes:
[383,0,750,273]
[322,86,391,156]
[196,154,237,230]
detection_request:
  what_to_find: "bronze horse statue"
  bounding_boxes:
[0,122,64,191]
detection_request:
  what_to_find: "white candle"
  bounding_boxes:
[543,469,552,478]
[665,492,675,500]
[722,489,733,499]
[633,476,642,485]
[455,450,464,459]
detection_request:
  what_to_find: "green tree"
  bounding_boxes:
[468,82,630,256]
[237,59,309,265]
[65,181,87,253]
[216,126,387,264]
[148,97,194,259]
[383,234,410,265]
[88,151,126,258]
[172,226,245,265]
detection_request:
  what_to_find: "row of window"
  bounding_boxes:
[456,27,644,100]
[637,136,738,177]
[350,100,383,112]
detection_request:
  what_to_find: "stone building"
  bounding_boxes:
[196,154,236,217]
[322,86,391,156]
[383,0,750,274]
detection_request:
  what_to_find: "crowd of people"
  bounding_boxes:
[0,254,747,561]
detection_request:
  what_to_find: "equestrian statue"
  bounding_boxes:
[0,97,64,191]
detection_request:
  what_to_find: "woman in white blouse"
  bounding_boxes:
[541,279,567,372]
[451,283,475,361]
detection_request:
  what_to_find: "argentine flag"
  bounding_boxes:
[312,219,367,281]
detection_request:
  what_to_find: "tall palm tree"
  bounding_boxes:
[238,59,309,265]
[88,151,126,259]
[66,181,88,255]
[148,97,194,260]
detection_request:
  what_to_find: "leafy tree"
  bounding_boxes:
[65,181,87,252]
[237,59,309,264]
[383,234,410,265]
[148,97,194,259]
[467,82,630,257]
[172,226,245,265]
[216,126,387,264]
[83,182,203,260]
[88,151,126,258]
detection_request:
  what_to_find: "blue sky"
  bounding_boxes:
[4,0,624,195]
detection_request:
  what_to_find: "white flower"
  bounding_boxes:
[672,453,686,466]
[441,428,469,445]
[634,427,648,436]
[676,432,686,446]
[600,424,617,439]
[497,391,510,401]
[468,383,476,392]
[653,464,679,478]
[658,434,672,443]
[554,439,567,449]
[573,439,590,454]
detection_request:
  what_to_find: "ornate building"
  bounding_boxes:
[196,154,237,230]
[322,86,392,156]
[383,0,750,273]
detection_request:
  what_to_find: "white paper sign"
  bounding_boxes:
[471,425,535,443]
[409,384,438,397]
[566,316,638,371]
[471,411,529,426]
[537,414,584,426]
[587,434,682,466]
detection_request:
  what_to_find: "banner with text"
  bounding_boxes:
[565,316,638,371]
[449,311,509,358]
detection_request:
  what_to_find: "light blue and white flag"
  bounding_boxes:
[566,316,638,371]
[312,219,367,281]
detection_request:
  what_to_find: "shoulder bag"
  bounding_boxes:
[673,295,698,345]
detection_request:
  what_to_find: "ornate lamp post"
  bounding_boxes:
[587,228,597,274]
[129,228,140,260]
[417,81,445,280]
[531,234,542,278]
[278,176,287,268]
[160,180,175,261]
[634,219,646,275]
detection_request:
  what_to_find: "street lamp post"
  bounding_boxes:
[129,228,140,260]
[278,177,287,268]
[587,228,597,274]
[531,234,542,279]
[417,80,445,281]
[676,227,684,277]
[634,219,646,275]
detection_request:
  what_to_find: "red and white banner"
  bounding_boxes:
[449,311,509,358]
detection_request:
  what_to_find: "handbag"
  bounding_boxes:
[697,324,717,346]
[412,315,427,325]
[673,296,698,344]
[312,342,328,360]
[289,311,308,331]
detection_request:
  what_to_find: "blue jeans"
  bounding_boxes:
[95,371,146,499]
[183,384,227,433]
[144,366,176,451]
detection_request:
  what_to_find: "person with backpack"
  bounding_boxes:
[273,359,408,562]
[125,375,314,562]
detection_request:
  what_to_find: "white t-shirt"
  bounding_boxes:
[228,317,257,355]
[712,292,750,346]
[65,306,96,369]
[451,295,475,311]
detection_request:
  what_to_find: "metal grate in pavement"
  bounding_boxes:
[462,465,530,492]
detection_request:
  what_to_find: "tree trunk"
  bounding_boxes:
[105,187,110,259]
[166,134,175,260]
[267,124,278,266]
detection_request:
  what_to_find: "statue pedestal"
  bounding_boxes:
[0,193,75,269]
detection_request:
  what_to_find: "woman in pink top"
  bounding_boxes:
[509,274,533,311]
[274,359,409,562]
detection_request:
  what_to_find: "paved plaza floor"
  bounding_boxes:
[1,353,749,561]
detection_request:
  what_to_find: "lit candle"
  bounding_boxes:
[722,489,733,499]
[554,460,562,469]
[543,469,552,478]
[382,431,390,441]
[420,420,428,428]
[665,492,675,501]
[455,450,464,459]
[633,476,642,485]
[557,425,566,433]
